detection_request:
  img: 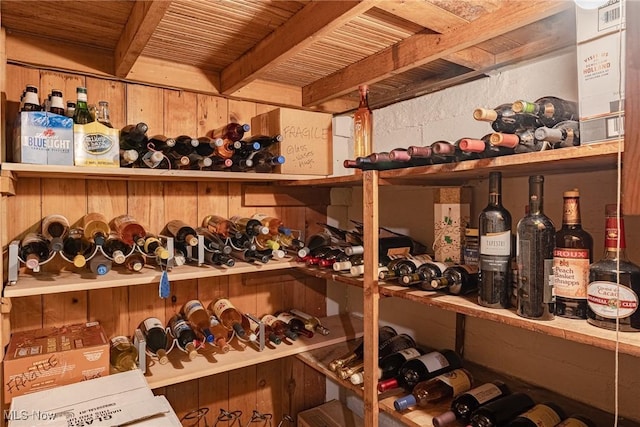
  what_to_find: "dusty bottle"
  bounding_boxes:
[20,233,50,270]
[82,212,110,246]
[41,214,70,252]
[353,85,373,159]
[433,381,511,427]
[211,298,253,339]
[535,120,580,148]
[182,300,215,344]
[138,317,169,365]
[165,219,199,246]
[168,314,198,360]
[110,336,138,372]
[512,96,578,128]
[394,368,473,411]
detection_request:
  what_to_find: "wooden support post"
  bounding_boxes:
[363,170,379,427]
[623,0,639,215]
[455,313,466,358]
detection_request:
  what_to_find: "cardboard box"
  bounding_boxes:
[433,187,472,263]
[8,370,181,427]
[251,108,333,175]
[577,30,625,144]
[74,121,120,167]
[13,112,74,165]
[4,322,110,403]
[576,0,624,44]
[298,400,363,427]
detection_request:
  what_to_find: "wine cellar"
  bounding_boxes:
[1,1,639,427]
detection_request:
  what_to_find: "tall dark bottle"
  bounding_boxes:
[554,189,593,319]
[512,96,578,127]
[516,175,555,320]
[468,392,535,427]
[506,403,566,427]
[138,317,169,365]
[478,172,513,308]
[378,349,462,392]
[587,204,640,331]
[432,381,511,427]
[168,315,198,360]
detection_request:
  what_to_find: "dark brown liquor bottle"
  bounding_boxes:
[587,204,640,331]
[554,189,593,319]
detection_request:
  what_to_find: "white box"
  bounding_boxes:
[7,370,181,427]
[576,0,624,44]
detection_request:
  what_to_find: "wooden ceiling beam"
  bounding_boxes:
[114,0,172,78]
[220,0,380,95]
[302,1,572,107]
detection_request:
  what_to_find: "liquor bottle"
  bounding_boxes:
[195,227,232,254]
[489,129,545,154]
[378,349,463,392]
[246,315,281,345]
[62,228,95,267]
[556,415,598,427]
[73,86,93,124]
[111,214,147,247]
[82,212,110,246]
[432,381,511,427]
[194,136,224,157]
[143,235,170,260]
[165,219,199,246]
[138,317,169,365]
[95,101,113,127]
[400,261,452,287]
[507,403,566,427]
[587,204,640,331]
[211,298,252,339]
[380,254,433,281]
[516,175,556,320]
[208,315,232,353]
[22,84,42,111]
[102,232,132,264]
[230,216,269,237]
[41,214,70,252]
[353,85,373,159]
[120,149,139,167]
[89,253,112,275]
[261,314,298,341]
[182,300,215,344]
[512,96,578,128]
[430,265,479,295]
[124,252,146,272]
[20,233,50,270]
[394,368,473,411]
[458,135,513,158]
[210,122,250,142]
[473,104,539,134]
[328,325,397,371]
[49,89,65,116]
[554,189,593,319]
[275,311,314,338]
[478,172,513,308]
[109,336,138,372]
[534,120,580,148]
[289,309,330,335]
[468,393,536,427]
[168,315,198,360]
[120,122,149,151]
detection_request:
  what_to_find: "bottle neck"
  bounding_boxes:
[358,90,370,110]
[562,196,581,227]
[528,179,544,215]
[603,215,628,258]
[487,173,502,207]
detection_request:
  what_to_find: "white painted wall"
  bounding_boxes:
[326,49,640,421]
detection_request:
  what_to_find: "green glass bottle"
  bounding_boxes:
[73,86,93,124]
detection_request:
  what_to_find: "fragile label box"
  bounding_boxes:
[4,322,110,403]
[251,108,333,175]
[74,121,120,167]
[13,112,74,165]
[433,187,472,264]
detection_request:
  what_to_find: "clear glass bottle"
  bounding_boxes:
[82,212,110,246]
[182,300,215,344]
[353,85,373,159]
[394,368,473,411]
[95,100,113,127]
[110,335,138,372]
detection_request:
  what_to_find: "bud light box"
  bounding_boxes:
[73,121,120,167]
[13,112,74,165]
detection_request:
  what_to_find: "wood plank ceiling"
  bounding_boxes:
[0,0,576,113]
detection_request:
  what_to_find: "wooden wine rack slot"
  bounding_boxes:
[297,341,635,427]
[296,267,640,358]
[145,314,364,389]
[4,259,303,297]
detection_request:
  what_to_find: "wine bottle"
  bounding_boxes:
[377,347,425,381]
[261,314,298,341]
[168,315,198,360]
[165,219,199,246]
[288,309,330,335]
[20,233,50,270]
[394,368,473,411]
[252,150,286,173]
[432,381,511,427]
[512,96,578,128]
[380,254,433,281]
[507,403,566,427]
[202,214,242,240]
[120,149,139,167]
[556,415,598,427]
[139,150,170,169]
[138,317,169,365]
[148,134,176,152]
[275,311,314,338]
[554,189,593,319]
[333,254,364,272]
[211,298,252,339]
[479,172,513,308]
[210,122,250,142]
[109,335,138,372]
[182,300,215,344]
[246,315,281,345]
[208,315,232,353]
[407,142,454,164]
[458,135,513,158]
[231,247,271,263]
[534,120,580,148]
[489,130,545,154]
[102,232,132,264]
[317,249,349,268]
[194,136,224,157]
[244,134,283,149]
[41,214,70,252]
[62,228,94,268]
[120,122,149,151]
[204,250,236,267]
[328,325,397,371]
[194,227,232,254]
[430,265,479,295]
[110,214,147,247]
[233,140,261,159]
[278,233,310,258]
[89,253,112,275]
[82,212,110,246]
[400,261,452,287]
[378,349,463,392]
[251,213,291,236]
[473,104,539,133]
[230,216,269,237]
[124,252,146,272]
[142,235,170,260]
[354,85,373,159]
[468,393,536,427]
[340,335,415,380]
[587,204,640,331]
[516,175,556,320]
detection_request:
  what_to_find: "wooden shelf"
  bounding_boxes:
[4,259,303,297]
[297,341,639,427]
[296,267,640,358]
[144,314,363,389]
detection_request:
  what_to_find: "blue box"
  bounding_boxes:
[13,112,74,165]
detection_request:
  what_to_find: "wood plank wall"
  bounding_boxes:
[3,64,328,425]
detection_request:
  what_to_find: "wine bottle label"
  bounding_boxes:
[518,404,562,427]
[417,351,449,372]
[397,348,421,360]
[143,317,164,332]
[434,369,472,395]
[110,335,130,346]
[171,318,191,335]
[553,248,590,299]
[587,281,639,319]
[184,300,205,318]
[212,299,234,318]
[261,314,278,326]
[480,255,510,273]
[465,382,503,404]
[544,259,554,303]
[459,265,479,275]
[431,262,452,274]
[251,213,270,222]
[277,312,295,323]
[480,231,511,256]
[556,418,590,427]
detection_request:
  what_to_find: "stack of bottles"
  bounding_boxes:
[15,212,307,277]
[110,298,331,371]
[344,96,579,171]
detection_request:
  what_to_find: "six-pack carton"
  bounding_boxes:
[13,112,74,165]
[73,121,120,167]
[3,322,110,403]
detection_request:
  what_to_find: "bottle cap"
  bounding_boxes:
[213,138,224,147]
[131,261,144,272]
[96,264,108,275]
[151,151,164,163]
[275,155,285,164]
[489,133,519,148]
[251,142,261,150]
[259,226,270,235]
[73,255,87,268]
[432,410,457,427]
[458,138,485,153]
[393,394,417,411]
[224,158,234,167]
[389,150,412,162]
[333,261,352,271]
[377,378,398,392]
[473,108,497,122]
[563,188,580,198]
[278,226,292,236]
[112,250,126,264]
[297,248,310,258]
[25,257,40,270]
[241,123,251,132]
[345,245,364,256]
[350,372,364,385]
